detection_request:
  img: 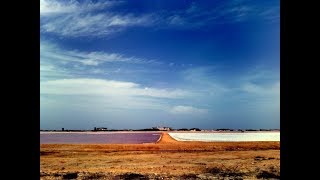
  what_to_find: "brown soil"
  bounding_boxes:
[40,132,280,179]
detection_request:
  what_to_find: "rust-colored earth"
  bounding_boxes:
[40,132,280,179]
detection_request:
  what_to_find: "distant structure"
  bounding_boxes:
[94,127,108,131]
[152,127,172,131]
[62,128,64,131]
[189,128,201,131]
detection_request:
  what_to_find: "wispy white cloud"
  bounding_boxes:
[238,80,279,114]
[178,65,279,114]
[241,81,279,95]
[167,15,185,26]
[40,41,159,66]
[181,66,279,96]
[41,13,154,37]
[40,0,79,15]
[170,105,208,115]
[236,66,280,96]
[160,0,279,29]
[40,40,165,84]
[40,77,194,114]
[40,0,154,37]
[181,66,229,96]
[40,78,180,112]
[40,0,119,16]
[40,78,190,99]
[40,62,73,81]
[186,2,199,14]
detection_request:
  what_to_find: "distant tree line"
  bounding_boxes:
[216,128,234,131]
[135,128,160,131]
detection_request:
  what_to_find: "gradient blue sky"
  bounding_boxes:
[40,0,279,130]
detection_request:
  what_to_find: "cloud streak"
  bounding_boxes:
[178,66,280,114]
[40,63,72,81]
[40,0,154,37]
[40,0,117,16]
[158,0,279,29]
[41,13,154,37]
[170,106,208,115]
[40,78,190,99]
[40,41,159,66]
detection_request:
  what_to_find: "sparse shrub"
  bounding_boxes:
[181,173,198,179]
[255,156,267,161]
[269,166,277,172]
[40,172,48,177]
[207,167,221,174]
[256,170,280,179]
[83,172,104,179]
[206,165,244,178]
[255,156,264,159]
[115,173,149,180]
[62,172,78,179]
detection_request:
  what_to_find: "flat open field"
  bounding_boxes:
[40,132,280,179]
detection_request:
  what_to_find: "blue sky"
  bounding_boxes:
[40,0,279,130]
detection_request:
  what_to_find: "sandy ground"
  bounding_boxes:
[40,132,280,179]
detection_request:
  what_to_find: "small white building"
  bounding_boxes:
[155,127,172,131]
